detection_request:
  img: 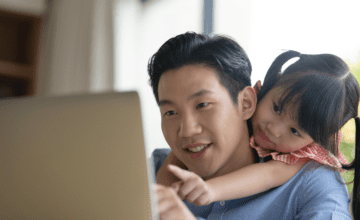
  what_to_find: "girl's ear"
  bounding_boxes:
[238,86,257,120]
[253,80,262,95]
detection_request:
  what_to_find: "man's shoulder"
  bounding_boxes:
[277,160,349,204]
[152,148,171,161]
[152,148,171,157]
[295,160,347,189]
[152,148,171,173]
[229,161,349,219]
[287,161,351,219]
[151,150,351,219]
[211,161,350,219]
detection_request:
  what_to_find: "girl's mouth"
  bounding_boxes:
[258,130,272,143]
[254,129,276,150]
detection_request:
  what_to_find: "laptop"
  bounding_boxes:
[0,92,158,219]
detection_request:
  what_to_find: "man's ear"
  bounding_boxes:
[237,86,257,120]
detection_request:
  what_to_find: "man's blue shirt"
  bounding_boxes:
[152,148,351,219]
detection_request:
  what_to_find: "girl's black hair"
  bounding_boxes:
[258,50,360,218]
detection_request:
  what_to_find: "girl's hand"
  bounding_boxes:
[168,164,214,206]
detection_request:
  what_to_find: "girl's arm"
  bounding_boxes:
[168,159,307,206]
[207,159,308,202]
[156,151,187,186]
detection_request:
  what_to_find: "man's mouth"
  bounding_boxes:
[186,143,212,159]
[187,144,211,153]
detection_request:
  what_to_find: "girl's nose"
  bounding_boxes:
[267,122,284,138]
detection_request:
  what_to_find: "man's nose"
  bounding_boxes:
[267,121,284,138]
[178,114,202,138]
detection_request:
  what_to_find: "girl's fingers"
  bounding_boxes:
[194,193,212,206]
[167,164,193,181]
[171,181,182,193]
[177,176,205,201]
[168,164,209,203]
[184,186,205,203]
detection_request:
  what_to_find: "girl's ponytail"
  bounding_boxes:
[353,117,360,219]
[342,117,360,218]
[257,50,300,103]
[263,50,300,82]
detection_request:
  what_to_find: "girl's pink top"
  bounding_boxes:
[250,132,349,172]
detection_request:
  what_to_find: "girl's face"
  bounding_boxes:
[252,87,314,152]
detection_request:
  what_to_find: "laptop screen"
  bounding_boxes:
[0,92,157,219]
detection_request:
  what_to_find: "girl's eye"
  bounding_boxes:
[273,103,281,114]
[165,110,177,117]
[197,102,209,109]
[291,128,300,136]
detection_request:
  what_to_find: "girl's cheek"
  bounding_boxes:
[251,115,260,129]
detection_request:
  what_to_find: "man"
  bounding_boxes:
[148,32,351,219]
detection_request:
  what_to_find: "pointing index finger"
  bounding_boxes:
[167,164,193,181]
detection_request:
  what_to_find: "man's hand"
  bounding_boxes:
[168,165,214,206]
[155,184,197,220]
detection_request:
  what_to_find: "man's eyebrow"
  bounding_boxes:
[158,99,173,107]
[188,89,213,101]
[158,89,213,107]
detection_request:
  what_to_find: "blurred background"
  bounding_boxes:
[0,0,359,193]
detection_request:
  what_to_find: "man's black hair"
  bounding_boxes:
[147,32,252,105]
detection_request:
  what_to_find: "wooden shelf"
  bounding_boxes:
[0,61,33,79]
[0,9,42,98]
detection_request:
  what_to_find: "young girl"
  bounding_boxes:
[156,50,360,218]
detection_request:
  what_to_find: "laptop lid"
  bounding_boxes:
[0,92,157,219]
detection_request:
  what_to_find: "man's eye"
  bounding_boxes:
[291,128,300,136]
[273,103,281,114]
[197,102,209,109]
[165,111,177,116]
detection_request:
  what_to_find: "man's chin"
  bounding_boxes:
[192,165,221,180]
[184,165,214,180]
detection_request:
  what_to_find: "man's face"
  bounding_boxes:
[158,65,254,179]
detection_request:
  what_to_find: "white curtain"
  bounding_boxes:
[37,0,115,96]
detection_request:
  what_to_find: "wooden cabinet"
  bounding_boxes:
[0,9,42,98]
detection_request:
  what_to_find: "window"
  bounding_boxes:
[114,0,360,157]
